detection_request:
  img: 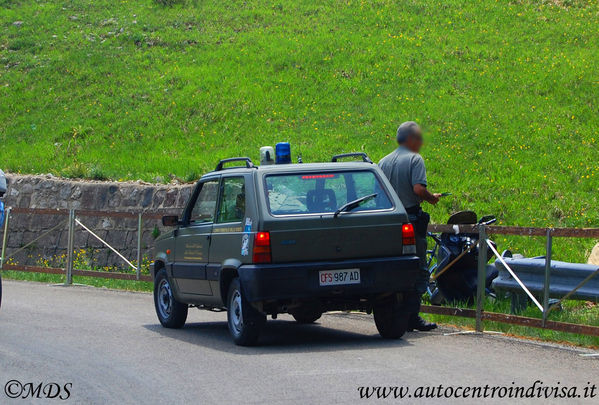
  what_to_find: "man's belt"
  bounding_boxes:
[405,205,422,215]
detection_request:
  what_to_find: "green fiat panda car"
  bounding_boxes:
[151,153,420,345]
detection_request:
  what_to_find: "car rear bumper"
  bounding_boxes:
[238,256,420,303]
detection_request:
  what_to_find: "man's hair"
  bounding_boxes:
[396,121,421,144]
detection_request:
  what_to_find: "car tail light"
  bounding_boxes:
[253,232,272,263]
[402,224,417,255]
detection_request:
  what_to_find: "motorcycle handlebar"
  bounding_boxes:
[479,218,497,226]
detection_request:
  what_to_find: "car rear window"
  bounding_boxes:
[264,171,393,216]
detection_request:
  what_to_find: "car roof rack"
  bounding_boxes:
[331,152,373,164]
[215,157,255,171]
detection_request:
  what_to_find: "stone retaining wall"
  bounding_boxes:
[1,174,194,270]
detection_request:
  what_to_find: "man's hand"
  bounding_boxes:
[414,184,440,205]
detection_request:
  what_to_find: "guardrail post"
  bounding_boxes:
[136,213,143,281]
[542,228,553,327]
[1,207,11,269]
[65,209,75,285]
[476,224,487,332]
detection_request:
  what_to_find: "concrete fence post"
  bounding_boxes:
[475,224,487,332]
[136,213,143,281]
[1,207,11,269]
[65,209,75,285]
[542,228,553,326]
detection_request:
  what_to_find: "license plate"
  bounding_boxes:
[319,269,361,286]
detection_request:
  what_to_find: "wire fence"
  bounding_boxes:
[0,207,171,283]
[424,223,599,337]
[1,208,599,336]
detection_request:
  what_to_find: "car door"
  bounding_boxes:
[172,178,219,296]
[209,175,247,269]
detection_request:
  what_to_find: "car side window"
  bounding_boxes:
[217,177,245,223]
[190,180,219,224]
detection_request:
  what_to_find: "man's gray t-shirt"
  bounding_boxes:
[379,146,427,209]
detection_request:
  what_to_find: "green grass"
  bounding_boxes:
[1,0,597,261]
[1,270,153,292]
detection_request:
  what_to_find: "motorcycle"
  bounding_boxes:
[426,211,499,305]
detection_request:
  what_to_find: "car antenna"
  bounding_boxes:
[297,141,303,163]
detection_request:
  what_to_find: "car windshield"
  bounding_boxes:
[265,171,393,216]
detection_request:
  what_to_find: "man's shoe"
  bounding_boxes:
[409,316,438,332]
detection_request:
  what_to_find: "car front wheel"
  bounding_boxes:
[154,269,188,329]
[227,277,266,346]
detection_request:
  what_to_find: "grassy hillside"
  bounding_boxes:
[1,0,597,259]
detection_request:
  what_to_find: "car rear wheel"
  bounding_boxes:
[227,277,266,346]
[373,295,410,339]
[154,269,188,329]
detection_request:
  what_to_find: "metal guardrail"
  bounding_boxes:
[1,208,599,336]
[492,258,599,303]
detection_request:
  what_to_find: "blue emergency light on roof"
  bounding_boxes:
[275,142,291,164]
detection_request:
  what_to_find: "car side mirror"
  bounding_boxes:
[162,215,180,227]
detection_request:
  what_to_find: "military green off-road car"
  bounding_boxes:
[151,153,420,345]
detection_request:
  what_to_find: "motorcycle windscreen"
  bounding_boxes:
[447,211,477,225]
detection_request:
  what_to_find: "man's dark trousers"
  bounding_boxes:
[406,206,430,320]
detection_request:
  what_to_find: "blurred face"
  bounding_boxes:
[404,130,424,153]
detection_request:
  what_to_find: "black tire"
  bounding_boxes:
[154,268,188,329]
[227,277,266,346]
[373,296,411,339]
[291,309,322,324]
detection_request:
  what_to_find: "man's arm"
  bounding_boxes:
[414,184,440,205]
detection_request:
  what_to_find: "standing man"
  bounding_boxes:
[379,121,440,331]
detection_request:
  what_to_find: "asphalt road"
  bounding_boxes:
[0,280,597,405]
